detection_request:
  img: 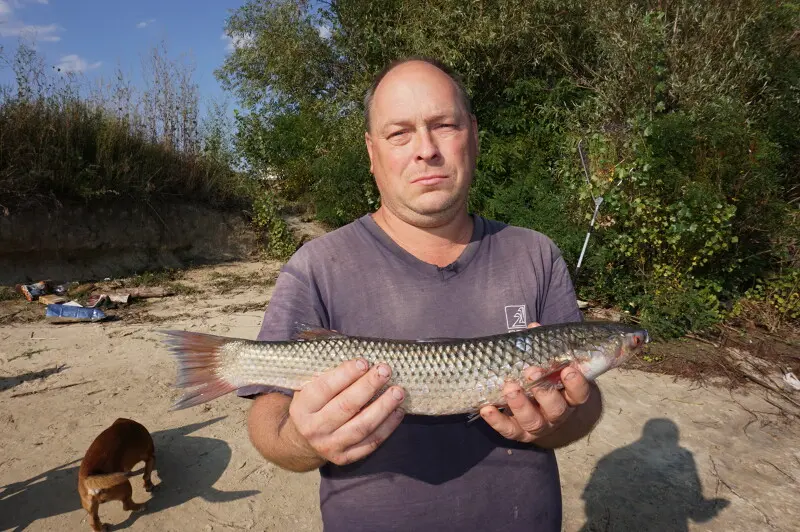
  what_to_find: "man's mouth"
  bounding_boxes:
[411,175,448,186]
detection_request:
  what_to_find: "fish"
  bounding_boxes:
[160,321,649,416]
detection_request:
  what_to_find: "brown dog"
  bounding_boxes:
[77,418,157,531]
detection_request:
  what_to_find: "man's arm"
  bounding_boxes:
[248,393,325,472]
[247,357,406,472]
[244,259,405,470]
[245,260,330,471]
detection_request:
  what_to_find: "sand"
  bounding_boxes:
[1,259,798,531]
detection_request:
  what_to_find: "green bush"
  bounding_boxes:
[216,0,800,339]
[0,43,250,212]
[251,188,299,261]
[732,267,800,332]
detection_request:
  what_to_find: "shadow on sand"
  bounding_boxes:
[0,364,67,392]
[578,418,729,532]
[0,416,259,531]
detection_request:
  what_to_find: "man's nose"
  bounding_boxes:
[414,129,441,161]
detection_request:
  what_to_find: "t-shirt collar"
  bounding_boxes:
[358,212,486,280]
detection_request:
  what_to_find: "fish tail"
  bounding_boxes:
[159,329,239,410]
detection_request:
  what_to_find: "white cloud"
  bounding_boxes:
[0,22,60,41]
[55,54,102,73]
[4,0,48,11]
[0,0,61,42]
[136,18,154,29]
[221,31,254,52]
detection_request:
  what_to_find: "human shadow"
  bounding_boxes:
[578,418,729,532]
[0,416,259,531]
[0,364,67,392]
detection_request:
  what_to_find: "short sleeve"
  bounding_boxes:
[537,249,583,326]
[256,263,328,341]
[237,257,328,398]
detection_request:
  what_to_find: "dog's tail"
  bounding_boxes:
[83,471,139,494]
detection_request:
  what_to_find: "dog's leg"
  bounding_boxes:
[86,497,106,532]
[120,480,146,513]
[143,454,156,492]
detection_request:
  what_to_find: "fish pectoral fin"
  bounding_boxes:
[292,322,347,341]
[466,405,507,424]
[522,361,572,392]
[466,412,482,424]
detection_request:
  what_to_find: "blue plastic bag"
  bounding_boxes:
[45,304,107,323]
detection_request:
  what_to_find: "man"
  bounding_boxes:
[243,57,603,531]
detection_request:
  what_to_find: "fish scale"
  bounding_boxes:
[162,321,649,415]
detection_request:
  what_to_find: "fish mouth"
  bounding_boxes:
[614,330,649,366]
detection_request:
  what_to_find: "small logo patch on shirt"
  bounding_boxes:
[505,304,527,330]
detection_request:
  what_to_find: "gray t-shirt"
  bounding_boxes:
[242,213,582,531]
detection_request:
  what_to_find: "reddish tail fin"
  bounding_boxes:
[160,330,239,410]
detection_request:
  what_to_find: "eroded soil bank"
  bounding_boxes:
[0,199,258,285]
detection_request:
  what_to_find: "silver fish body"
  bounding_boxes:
[162,321,648,415]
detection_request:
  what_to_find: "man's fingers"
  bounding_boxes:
[561,366,592,406]
[331,384,405,448]
[336,405,406,465]
[503,384,548,436]
[316,363,394,431]
[479,405,530,442]
[527,322,541,328]
[528,369,573,426]
[299,358,370,413]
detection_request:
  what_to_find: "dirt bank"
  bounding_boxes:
[0,199,258,285]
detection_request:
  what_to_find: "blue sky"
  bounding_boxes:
[0,0,248,116]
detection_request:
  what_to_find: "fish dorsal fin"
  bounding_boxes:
[292,322,347,341]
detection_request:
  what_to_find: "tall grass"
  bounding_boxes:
[0,41,252,212]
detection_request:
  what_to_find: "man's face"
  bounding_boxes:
[365,61,479,227]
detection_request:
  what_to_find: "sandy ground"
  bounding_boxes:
[1,259,799,532]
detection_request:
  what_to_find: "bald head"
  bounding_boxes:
[363,58,472,133]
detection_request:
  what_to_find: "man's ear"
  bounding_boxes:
[365,131,374,174]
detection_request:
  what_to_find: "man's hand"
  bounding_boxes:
[286,358,406,466]
[478,322,602,447]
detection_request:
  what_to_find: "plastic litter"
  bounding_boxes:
[109,293,130,304]
[13,280,69,301]
[45,303,107,323]
[15,280,51,301]
[783,371,800,392]
[87,294,111,308]
[52,284,69,296]
[38,294,67,305]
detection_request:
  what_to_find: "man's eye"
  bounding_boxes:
[388,131,406,138]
